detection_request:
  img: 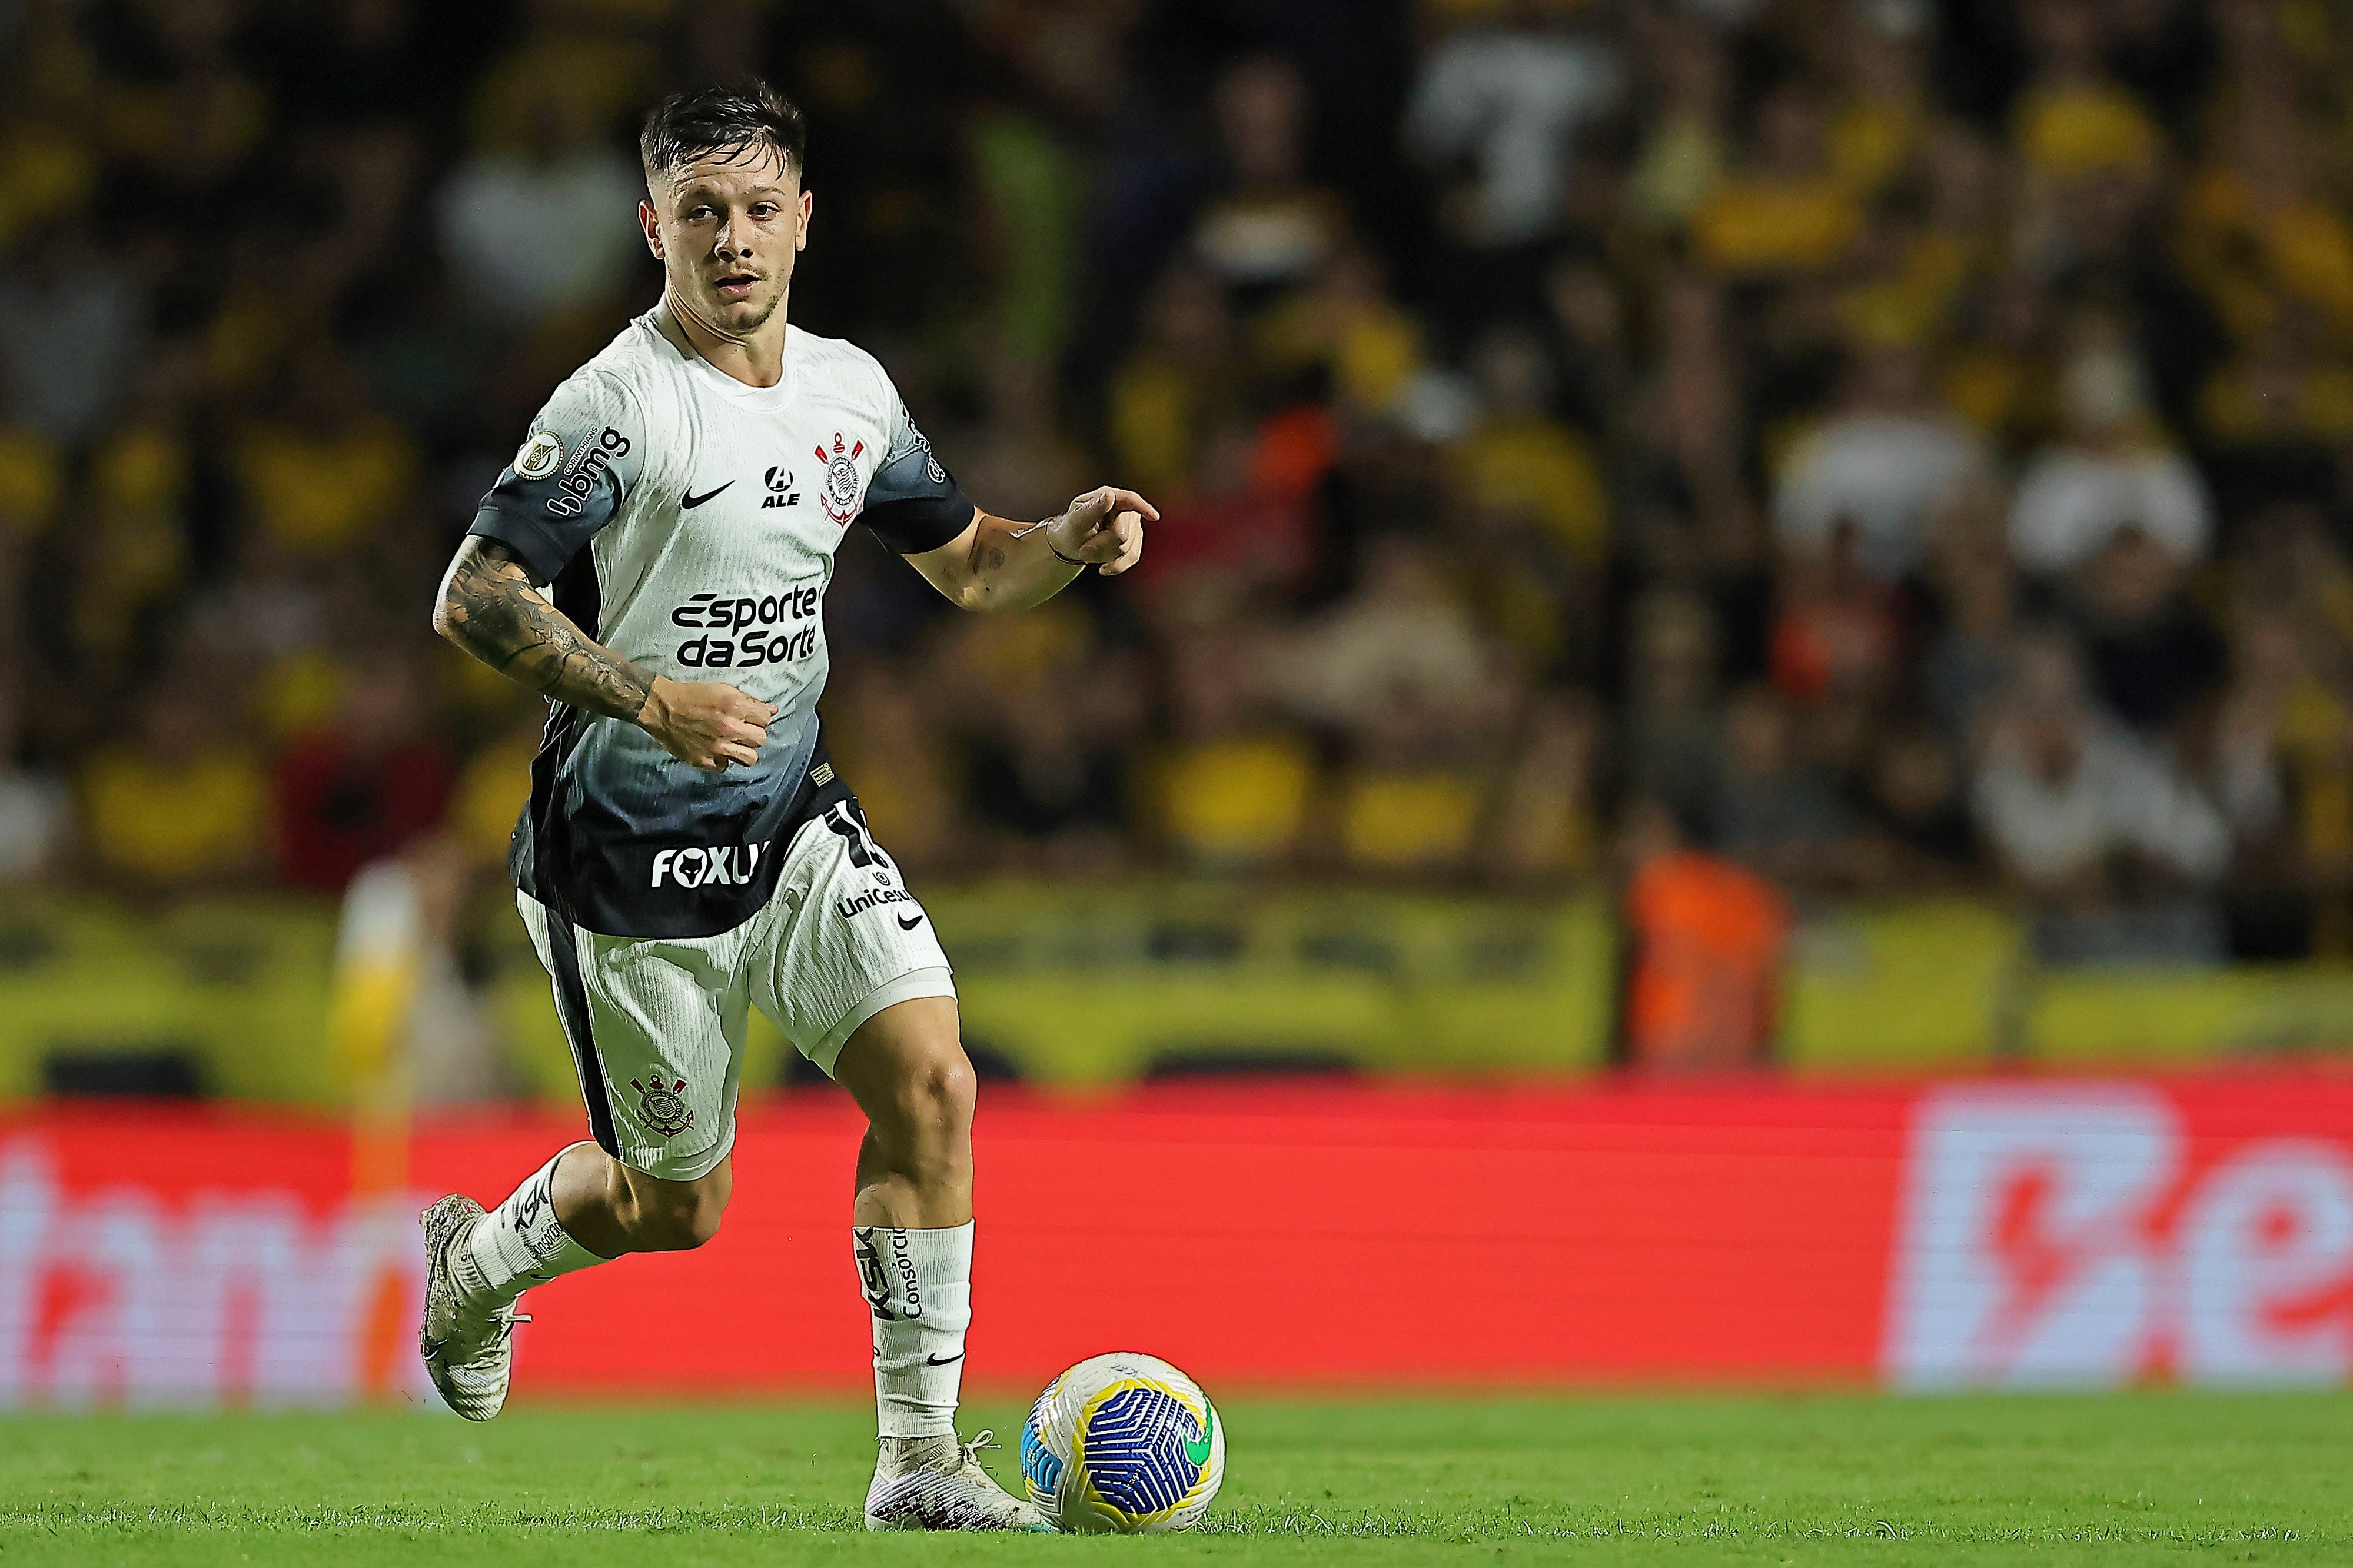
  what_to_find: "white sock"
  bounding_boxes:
[452,1145,609,1311]
[856,1221,973,1440]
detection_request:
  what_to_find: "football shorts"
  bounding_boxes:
[516,800,953,1181]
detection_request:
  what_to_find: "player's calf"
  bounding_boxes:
[576,1150,732,1253]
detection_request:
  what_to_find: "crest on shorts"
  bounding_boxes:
[815,432,865,525]
[630,1076,695,1138]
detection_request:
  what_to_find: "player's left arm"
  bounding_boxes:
[905,487,1155,614]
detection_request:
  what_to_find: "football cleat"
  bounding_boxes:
[417,1194,527,1421]
[863,1430,1054,1532]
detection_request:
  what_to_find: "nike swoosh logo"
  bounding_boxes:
[896,913,925,930]
[1182,1404,1215,1467]
[925,1351,964,1366]
[681,482,734,509]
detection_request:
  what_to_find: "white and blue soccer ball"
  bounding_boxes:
[1019,1351,1225,1533]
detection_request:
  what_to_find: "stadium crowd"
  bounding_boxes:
[3,0,2353,971]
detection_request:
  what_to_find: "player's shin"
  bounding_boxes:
[856,1220,973,1438]
[454,1143,612,1311]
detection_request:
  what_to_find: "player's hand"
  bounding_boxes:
[638,676,776,771]
[1048,486,1156,577]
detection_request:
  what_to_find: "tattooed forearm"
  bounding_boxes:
[432,538,655,723]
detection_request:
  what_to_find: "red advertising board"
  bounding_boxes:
[4,1077,2352,1405]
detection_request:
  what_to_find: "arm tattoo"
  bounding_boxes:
[433,538,654,723]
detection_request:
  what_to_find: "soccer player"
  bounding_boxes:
[417,82,1151,1532]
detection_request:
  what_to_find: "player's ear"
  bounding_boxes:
[639,198,664,260]
[795,187,812,252]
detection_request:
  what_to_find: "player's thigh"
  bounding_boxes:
[750,803,956,1080]
[517,890,751,1183]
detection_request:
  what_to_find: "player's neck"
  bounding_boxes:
[662,291,792,389]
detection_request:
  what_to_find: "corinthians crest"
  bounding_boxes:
[816,431,865,525]
[630,1075,695,1138]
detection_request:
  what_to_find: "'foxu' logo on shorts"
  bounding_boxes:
[650,843,765,888]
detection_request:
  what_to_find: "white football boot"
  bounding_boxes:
[863,1430,1053,1532]
[417,1194,527,1421]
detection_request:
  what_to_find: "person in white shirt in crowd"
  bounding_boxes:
[2009,333,2211,576]
[1972,630,2248,963]
[1404,0,1621,249]
[1773,344,1991,582]
[437,84,646,326]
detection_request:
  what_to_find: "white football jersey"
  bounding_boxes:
[470,308,970,938]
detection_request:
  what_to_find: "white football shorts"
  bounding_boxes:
[516,802,953,1181]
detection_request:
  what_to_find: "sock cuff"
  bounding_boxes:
[855,1221,974,1327]
[901,1220,973,1272]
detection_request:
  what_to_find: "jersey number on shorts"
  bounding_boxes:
[823,801,896,881]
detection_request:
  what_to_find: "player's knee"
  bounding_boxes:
[875,1043,975,1166]
[904,1046,976,1136]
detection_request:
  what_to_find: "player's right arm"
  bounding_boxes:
[433,372,774,772]
[432,539,773,771]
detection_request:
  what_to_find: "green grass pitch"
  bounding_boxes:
[3,1391,2346,1564]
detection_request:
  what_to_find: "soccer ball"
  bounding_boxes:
[1019,1351,1225,1533]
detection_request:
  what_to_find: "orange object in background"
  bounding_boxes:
[1621,850,1790,1070]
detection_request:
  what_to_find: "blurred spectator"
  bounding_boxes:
[81,686,267,888]
[0,507,64,882]
[1139,421,1316,602]
[1627,12,1727,233]
[1332,685,1486,878]
[1404,0,1620,248]
[1619,797,1787,1071]
[1255,244,1425,422]
[2009,334,2211,575]
[1856,720,1978,885]
[331,836,503,1106]
[1152,617,1314,871]
[2061,509,2226,738]
[1282,534,1495,742]
[1636,275,1754,568]
[1623,587,1722,826]
[1825,0,1930,198]
[271,655,455,894]
[2011,1,2163,190]
[1192,56,1344,295]
[1972,632,2231,959]
[1458,325,1610,569]
[950,603,1140,873]
[824,663,961,876]
[232,352,423,556]
[1769,533,1900,708]
[437,81,644,326]
[1109,260,1243,501]
[1772,346,1989,583]
[1709,684,1859,890]
[1692,85,1859,278]
[1484,689,1604,887]
[0,221,147,444]
[2179,93,2353,350]
[1923,502,2021,745]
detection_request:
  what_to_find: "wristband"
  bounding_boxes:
[1051,542,1089,568]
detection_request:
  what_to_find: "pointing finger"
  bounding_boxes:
[1101,487,1159,522]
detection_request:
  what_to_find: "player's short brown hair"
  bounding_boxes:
[640,80,807,186]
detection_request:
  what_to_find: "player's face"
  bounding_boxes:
[640,144,810,337]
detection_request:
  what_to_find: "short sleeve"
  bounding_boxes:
[469,372,647,584]
[859,385,973,556]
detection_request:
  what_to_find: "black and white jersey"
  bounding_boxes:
[469,309,971,938]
